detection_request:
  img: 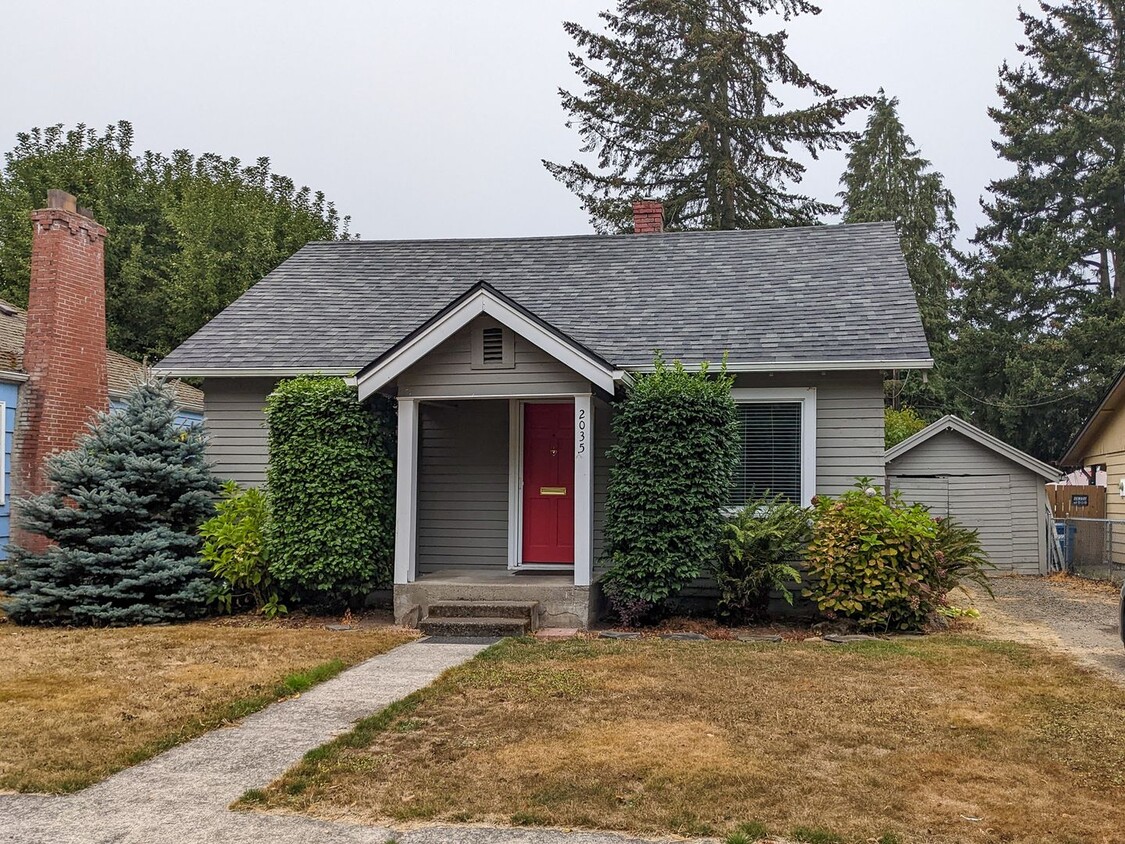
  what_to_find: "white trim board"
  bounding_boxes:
[628,358,933,373]
[355,287,619,399]
[885,414,1061,481]
[730,386,817,507]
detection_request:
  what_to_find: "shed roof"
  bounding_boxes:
[156,222,932,377]
[886,415,1060,481]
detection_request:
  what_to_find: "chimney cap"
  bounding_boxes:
[46,190,78,214]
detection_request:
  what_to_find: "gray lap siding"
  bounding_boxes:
[200,377,277,487]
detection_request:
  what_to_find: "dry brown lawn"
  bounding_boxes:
[250,635,1125,844]
[0,615,414,793]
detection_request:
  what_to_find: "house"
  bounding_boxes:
[1060,367,1125,571]
[1061,367,1125,511]
[886,415,1060,575]
[1,191,203,555]
[156,201,932,628]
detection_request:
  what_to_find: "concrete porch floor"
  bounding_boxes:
[394,568,594,629]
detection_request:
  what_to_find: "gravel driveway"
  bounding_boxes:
[973,575,1125,684]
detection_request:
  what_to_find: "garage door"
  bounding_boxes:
[888,474,1014,569]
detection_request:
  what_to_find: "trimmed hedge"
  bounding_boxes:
[265,377,395,603]
[601,355,739,622]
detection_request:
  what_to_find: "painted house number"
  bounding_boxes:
[576,408,587,456]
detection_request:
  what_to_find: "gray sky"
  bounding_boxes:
[2,1,1025,244]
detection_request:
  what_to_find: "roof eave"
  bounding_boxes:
[1059,367,1125,467]
[624,358,934,374]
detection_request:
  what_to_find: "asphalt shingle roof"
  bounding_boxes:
[158,222,931,374]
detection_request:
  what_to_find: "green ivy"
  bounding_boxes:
[264,377,395,603]
[601,354,739,621]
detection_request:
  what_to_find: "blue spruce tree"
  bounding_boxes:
[0,379,218,624]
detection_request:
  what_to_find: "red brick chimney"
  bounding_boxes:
[632,199,664,234]
[15,190,109,514]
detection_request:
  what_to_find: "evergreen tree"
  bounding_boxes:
[0,379,219,625]
[951,0,1125,459]
[544,0,872,232]
[839,91,958,350]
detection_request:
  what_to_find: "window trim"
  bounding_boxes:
[729,387,816,508]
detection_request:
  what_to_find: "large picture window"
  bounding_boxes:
[729,388,816,507]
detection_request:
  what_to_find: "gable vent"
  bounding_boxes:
[481,327,505,363]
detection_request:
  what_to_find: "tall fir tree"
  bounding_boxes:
[952,0,1125,460]
[544,0,871,232]
[0,379,219,625]
[838,92,959,415]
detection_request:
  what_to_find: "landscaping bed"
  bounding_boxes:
[247,634,1125,844]
[0,612,414,793]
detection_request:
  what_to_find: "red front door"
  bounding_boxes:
[522,403,575,565]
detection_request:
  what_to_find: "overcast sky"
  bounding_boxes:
[2,1,1026,244]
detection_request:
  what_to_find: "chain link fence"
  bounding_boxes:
[1057,518,1125,584]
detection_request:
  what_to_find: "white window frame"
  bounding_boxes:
[729,387,816,508]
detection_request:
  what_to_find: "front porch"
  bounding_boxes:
[392,567,595,630]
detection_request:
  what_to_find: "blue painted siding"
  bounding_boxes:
[0,381,18,560]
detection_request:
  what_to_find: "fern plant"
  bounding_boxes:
[713,495,807,623]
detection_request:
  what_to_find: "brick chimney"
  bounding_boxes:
[15,190,109,514]
[632,199,664,234]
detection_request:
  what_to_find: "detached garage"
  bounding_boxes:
[885,415,1060,574]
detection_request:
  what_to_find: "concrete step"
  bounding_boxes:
[426,600,539,621]
[419,616,531,638]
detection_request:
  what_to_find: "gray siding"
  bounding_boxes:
[416,399,510,573]
[201,377,276,487]
[732,371,886,495]
[398,316,590,398]
[887,429,1045,574]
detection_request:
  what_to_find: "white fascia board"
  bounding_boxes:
[355,288,618,400]
[0,369,29,383]
[625,358,934,374]
[152,367,355,378]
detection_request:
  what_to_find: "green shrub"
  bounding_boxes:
[265,377,395,604]
[804,480,939,631]
[200,480,284,618]
[884,405,926,448]
[713,495,807,623]
[601,355,738,623]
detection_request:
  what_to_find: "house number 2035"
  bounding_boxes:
[576,408,587,456]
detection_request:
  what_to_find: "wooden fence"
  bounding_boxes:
[1046,484,1106,519]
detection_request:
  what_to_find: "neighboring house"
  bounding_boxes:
[886,415,1060,575]
[1062,367,1125,505]
[2,191,203,556]
[157,201,932,628]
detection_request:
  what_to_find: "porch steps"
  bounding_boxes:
[419,600,539,638]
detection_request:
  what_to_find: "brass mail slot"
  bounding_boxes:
[539,486,567,496]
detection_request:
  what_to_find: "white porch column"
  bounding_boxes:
[394,397,419,585]
[573,394,594,587]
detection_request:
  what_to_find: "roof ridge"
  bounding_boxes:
[298,220,896,248]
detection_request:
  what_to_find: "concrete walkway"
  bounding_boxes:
[1,638,690,844]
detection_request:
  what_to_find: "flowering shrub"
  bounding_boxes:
[803,480,991,630]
